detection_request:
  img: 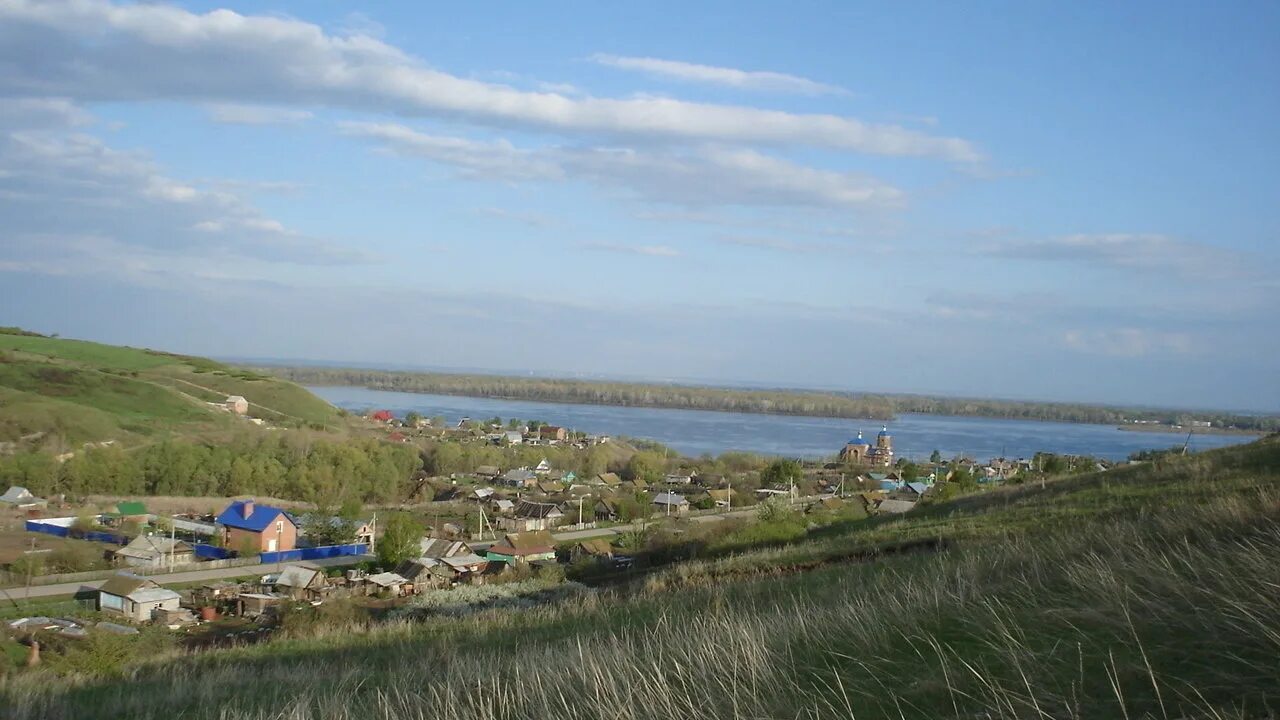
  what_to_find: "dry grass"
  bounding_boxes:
[4,439,1278,719]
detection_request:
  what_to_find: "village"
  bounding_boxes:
[0,405,1063,668]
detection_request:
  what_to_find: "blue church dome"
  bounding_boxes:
[878,426,891,437]
[849,432,869,445]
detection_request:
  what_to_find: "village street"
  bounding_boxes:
[1,554,368,601]
[3,501,806,601]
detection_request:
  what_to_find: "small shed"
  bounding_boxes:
[225,395,249,415]
[365,572,409,597]
[98,573,182,622]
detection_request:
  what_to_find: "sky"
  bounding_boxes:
[1,0,1277,411]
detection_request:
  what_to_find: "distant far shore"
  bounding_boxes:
[1118,424,1266,437]
[255,365,1280,434]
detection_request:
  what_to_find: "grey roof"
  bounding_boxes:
[515,501,563,519]
[419,538,472,558]
[127,587,181,604]
[877,499,917,514]
[274,565,324,589]
[653,492,688,505]
[905,482,929,496]
[99,573,154,597]
[115,535,193,560]
[366,572,408,587]
[502,468,536,482]
[441,553,488,568]
[0,485,45,505]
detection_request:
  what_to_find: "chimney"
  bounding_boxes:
[242,500,254,519]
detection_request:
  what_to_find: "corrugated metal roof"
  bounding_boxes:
[216,500,293,532]
[128,588,180,604]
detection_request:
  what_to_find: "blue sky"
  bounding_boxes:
[1,0,1277,411]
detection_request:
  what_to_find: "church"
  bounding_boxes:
[839,426,894,467]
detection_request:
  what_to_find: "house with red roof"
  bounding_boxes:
[370,409,394,423]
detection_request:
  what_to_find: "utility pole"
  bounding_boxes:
[169,517,176,572]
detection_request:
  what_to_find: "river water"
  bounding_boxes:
[308,386,1254,462]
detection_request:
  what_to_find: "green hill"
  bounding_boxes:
[0,329,343,445]
[4,435,1277,719]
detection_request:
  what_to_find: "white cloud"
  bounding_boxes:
[0,0,980,162]
[1062,328,1193,358]
[0,99,366,267]
[341,122,904,210]
[207,104,314,125]
[590,54,845,96]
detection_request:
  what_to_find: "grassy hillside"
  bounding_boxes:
[4,436,1277,719]
[0,331,343,445]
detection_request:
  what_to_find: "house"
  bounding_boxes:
[625,477,649,491]
[440,553,489,574]
[365,572,409,597]
[537,480,566,495]
[215,500,298,553]
[503,501,565,532]
[396,558,455,590]
[534,458,553,475]
[704,489,734,508]
[272,564,329,601]
[594,497,620,521]
[370,409,394,423]
[652,492,690,515]
[665,473,694,485]
[225,395,249,415]
[97,573,182,622]
[237,593,285,618]
[490,498,516,515]
[570,537,614,561]
[113,535,194,568]
[538,426,568,442]
[472,487,495,500]
[419,538,474,559]
[503,431,524,445]
[595,472,622,488]
[546,470,576,484]
[475,465,501,480]
[487,531,557,564]
[500,468,537,488]
[0,486,47,509]
[895,482,929,501]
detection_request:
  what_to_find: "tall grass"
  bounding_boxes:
[4,440,1278,719]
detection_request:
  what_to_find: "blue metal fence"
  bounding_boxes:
[259,543,366,564]
[25,520,127,544]
[193,543,234,560]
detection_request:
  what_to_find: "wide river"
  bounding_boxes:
[308,386,1254,462]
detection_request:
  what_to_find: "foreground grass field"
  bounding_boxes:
[0,332,343,444]
[3,436,1277,719]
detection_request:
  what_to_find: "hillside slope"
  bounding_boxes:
[5,436,1277,719]
[0,330,343,445]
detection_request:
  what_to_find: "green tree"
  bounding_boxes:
[760,458,803,488]
[404,411,422,427]
[625,452,665,484]
[900,462,919,482]
[929,449,942,464]
[377,512,423,568]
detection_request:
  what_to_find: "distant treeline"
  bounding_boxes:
[268,368,897,420]
[0,435,421,505]
[266,367,1280,432]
